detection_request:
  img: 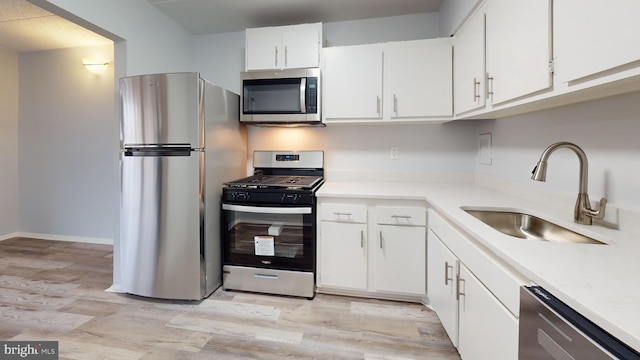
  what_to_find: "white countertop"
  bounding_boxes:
[317,181,640,351]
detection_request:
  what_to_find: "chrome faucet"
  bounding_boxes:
[531,142,606,225]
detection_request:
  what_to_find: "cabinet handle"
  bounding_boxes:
[456,273,466,301]
[285,45,288,67]
[275,46,278,68]
[444,261,453,285]
[486,73,494,101]
[360,230,364,248]
[376,96,381,116]
[393,94,398,115]
[379,231,384,249]
[333,212,352,217]
[391,215,411,219]
[473,77,481,102]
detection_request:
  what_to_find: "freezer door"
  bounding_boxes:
[120,72,202,147]
[120,150,204,299]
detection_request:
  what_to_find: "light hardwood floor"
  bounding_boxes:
[0,238,460,359]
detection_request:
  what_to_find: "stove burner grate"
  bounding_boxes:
[226,175,322,189]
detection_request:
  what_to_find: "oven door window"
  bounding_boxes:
[222,205,314,271]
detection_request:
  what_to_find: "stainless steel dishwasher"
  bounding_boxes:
[519,286,640,359]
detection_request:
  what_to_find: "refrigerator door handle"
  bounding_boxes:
[124,146,193,157]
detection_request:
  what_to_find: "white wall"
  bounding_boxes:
[0,48,20,239]
[18,44,116,242]
[247,122,477,179]
[476,90,640,210]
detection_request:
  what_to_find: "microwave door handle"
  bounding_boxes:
[300,78,306,114]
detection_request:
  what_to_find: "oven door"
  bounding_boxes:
[222,204,315,271]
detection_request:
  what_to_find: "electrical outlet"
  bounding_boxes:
[390,146,399,160]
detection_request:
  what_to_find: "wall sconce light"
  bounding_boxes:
[82,58,110,74]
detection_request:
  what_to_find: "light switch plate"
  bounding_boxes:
[478,133,492,165]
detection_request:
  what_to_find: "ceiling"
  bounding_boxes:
[0,0,112,52]
[146,0,443,35]
[0,0,442,52]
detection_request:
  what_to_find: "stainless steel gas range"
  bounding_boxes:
[221,150,324,299]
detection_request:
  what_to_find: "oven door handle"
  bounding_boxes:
[222,204,312,214]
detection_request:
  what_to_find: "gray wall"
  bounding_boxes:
[18,44,116,242]
[34,0,195,76]
[438,0,482,36]
[0,48,19,239]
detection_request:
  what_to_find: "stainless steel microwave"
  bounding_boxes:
[240,68,322,126]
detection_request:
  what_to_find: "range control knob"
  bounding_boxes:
[232,192,250,202]
[281,194,300,204]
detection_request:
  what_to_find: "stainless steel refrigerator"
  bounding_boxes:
[119,72,246,300]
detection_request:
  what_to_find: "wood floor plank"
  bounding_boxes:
[0,238,461,359]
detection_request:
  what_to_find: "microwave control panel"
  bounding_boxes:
[306,77,318,114]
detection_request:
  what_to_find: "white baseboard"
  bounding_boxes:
[105,284,124,293]
[9,232,113,245]
[0,232,21,242]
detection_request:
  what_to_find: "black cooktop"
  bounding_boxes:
[225,174,323,189]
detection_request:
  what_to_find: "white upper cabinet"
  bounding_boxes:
[245,23,322,71]
[384,39,453,119]
[453,5,486,116]
[322,44,384,121]
[322,38,453,124]
[555,0,640,83]
[485,0,552,105]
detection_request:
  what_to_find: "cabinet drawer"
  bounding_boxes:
[320,203,367,223]
[375,206,426,226]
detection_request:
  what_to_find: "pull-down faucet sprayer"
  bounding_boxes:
[531,142,606,225]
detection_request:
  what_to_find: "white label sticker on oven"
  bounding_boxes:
[254,236,275,256]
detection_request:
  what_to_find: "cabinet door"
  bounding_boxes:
[555,0,640,83]
[454,7,486,115]
[385,39,453,119]
[282,23,321,69]
[485,0,551,105]
[427,230,459,347]
[458,264,519,360]
[318,222,367,290]
[245,27,281,71]
[375,225,426,295]
[322,44,383,121]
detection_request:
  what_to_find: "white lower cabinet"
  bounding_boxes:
[319,221,367,290]
[457,264,519,360]
[317,199,426,300]
[426,230,459,346]
[375,225,425,295]
[428,209,523,360]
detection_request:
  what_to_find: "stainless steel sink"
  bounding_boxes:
[463,209,606,245]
